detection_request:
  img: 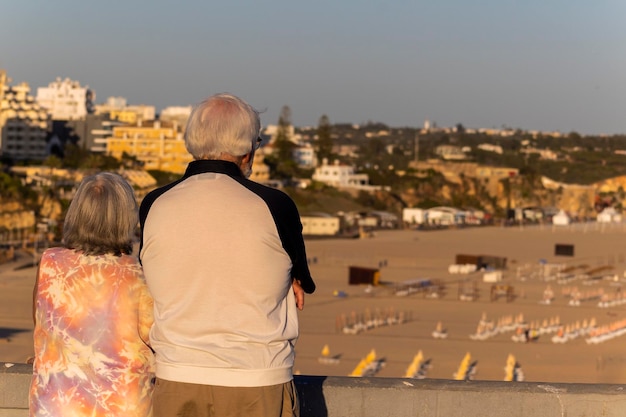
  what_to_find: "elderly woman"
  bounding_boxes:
[30,172,154,417]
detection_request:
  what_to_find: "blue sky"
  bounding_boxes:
[1,0,625,135]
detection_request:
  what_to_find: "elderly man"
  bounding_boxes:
[139,93,315,417]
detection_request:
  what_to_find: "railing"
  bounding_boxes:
[3,362,626,417]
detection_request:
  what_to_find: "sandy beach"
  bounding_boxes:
[296,222,626,384]
[3,222,626,384]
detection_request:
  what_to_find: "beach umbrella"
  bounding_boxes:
[404,350,423,378]
[453,352,472,381]
[321,344,330,357]
[504,354,516,381]
[349,349,376,377]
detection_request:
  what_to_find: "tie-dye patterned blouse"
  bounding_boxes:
[30,247,154,417]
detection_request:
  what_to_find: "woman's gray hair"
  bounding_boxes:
[184,93,261,160]
[63,172,138,256]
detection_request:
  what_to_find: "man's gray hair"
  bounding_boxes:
[63,172,138,256]
[184,93,261,160]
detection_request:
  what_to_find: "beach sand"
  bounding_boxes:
[296,222,626,384]
[3,222,626,384]
[0,254,37,364]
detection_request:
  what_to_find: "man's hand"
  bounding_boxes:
[292,279,305,311]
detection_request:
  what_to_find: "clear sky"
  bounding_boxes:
[1,0,625,135]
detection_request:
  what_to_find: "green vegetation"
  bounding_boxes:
[283,186,369,214]
[0,170,38,207]
[315,114,334,164]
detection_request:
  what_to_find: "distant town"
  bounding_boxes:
[2,70,626,254]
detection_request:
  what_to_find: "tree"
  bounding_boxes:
[43,155,62,170]
[568,131,582,141]
[275,105,294,161]
[315,114,333,165]
[121,152,143,169]
[267,105,298,179]
[62,143,89,169]
[276,106,291,142]
[0,171,35,203]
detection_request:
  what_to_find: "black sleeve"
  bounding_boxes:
[242,181,316,293]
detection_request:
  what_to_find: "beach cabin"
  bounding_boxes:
[597,207,622,223]
[402,208,426,226]
[368,211,399,229]
[552,210,571,226]
[426,206,460,226]
[461,207,487,225]
[301,213,341,236]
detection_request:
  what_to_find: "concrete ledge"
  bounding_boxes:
[3,362,626,417]
[296,375,626,417]
[0,363,31,417]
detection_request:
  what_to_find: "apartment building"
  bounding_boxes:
[95,96,156,124]
[36,77,93,120]
[0,71,51,160]
[105,120,192,174]
[106,120,273,178]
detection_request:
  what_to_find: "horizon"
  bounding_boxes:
[1,1,625,136]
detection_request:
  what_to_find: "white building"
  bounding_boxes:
[36,77,92,120]
[435,145,467,160]
[425,206,462,226]
[477,143,503,154]
[520,147,558,161]
[597,207,622,223]
[160,106,192,118]
[159,106,192,128]
[301,213,340,236]
[292,144,317,168]
[312,159,386,191]
[403,208,426,225]
[105,96,127,108]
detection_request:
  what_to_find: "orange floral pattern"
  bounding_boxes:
[30,247,154,417]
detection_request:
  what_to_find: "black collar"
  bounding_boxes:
[183,160,244,180]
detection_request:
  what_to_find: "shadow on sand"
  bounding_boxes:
[0,327,30,340]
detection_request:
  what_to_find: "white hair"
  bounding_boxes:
[184,93,260,160]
